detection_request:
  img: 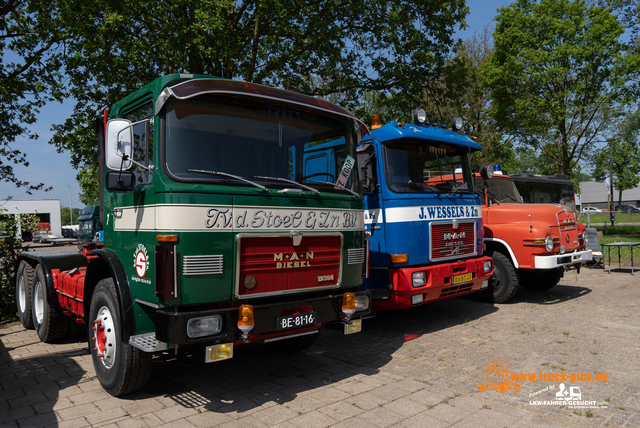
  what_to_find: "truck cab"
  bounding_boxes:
[76,205,101,243]
[319,110,493,311]
[475,167,591,302]
[16,74,372,396]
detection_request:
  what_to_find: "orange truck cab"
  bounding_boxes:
[473,166,591,303]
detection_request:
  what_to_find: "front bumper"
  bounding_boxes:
[371,256,493,312]
[534,250,592,269]
[152,290,371,346]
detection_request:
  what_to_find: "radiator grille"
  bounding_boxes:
[237,235,342,297]
[431,221,476,261]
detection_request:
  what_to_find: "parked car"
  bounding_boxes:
[581,206,603,213]
[619,204,640,213]
[62,228,77,239]
[32,230,58,243]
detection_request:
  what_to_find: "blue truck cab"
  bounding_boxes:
[354,112,492,310]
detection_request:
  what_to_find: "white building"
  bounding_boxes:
[579,181,640,210]
[0,199,63,237]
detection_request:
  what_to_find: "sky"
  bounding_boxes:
[0,1,508,214]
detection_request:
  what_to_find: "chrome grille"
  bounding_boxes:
[348,248,365,264]
[183,255,223,275]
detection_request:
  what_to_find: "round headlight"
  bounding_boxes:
[545,236,554,252]
[413,107,427,125]
[451,115,464,131]
[583,232,588,248]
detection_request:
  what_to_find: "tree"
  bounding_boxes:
[39,0,469,197]
[60,207,83,226]
[0,1,63,193]
[484,0,638,178]
[0,210,38,321]
[593,138,640,205]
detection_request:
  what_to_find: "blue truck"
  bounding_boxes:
[304,109,493,311]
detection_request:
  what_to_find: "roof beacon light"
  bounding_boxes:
[342,292,356,320]
[494,164,503,175]
[451,115,464,131]
[413,107,427,125]
[371,114,383,130]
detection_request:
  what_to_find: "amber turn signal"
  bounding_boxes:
[157,234,178,243]
[390,254,408,263]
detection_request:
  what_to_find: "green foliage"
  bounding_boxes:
[593,225,640,235]
[0,211,38,321]
[484,0,638,178]
[36,0,469,197]
[0,1,62,193]
[593,137,640,204]
[60,207,83,226]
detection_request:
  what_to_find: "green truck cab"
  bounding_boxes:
[16,74,371,395]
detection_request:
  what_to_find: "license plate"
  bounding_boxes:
[277,312,318,330]
[453,272,473,285]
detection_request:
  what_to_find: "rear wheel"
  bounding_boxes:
[475,251,519,303]
[32,265,69,342]
[267,330,320,354]
[89,278,152,396]
[16,261,35,329]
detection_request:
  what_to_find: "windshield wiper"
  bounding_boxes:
[186,169,268,191]
[305,180,360,197]
[407,180,439,193]
[253,176,320,195]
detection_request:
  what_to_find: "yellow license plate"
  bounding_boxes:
[453,272,473,284]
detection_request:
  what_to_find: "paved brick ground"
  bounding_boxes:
[1,265,639,427]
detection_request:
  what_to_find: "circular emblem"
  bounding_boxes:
[134,244,149,277]
[244,275,257,290]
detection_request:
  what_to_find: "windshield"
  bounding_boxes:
[163,95,357,193]
[383,139,474,194]
[474,177,523,204]
[79,219,94,235]
[514,180,576,211]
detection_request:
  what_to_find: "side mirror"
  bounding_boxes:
[356,143,377,195]
[106,118,133,170]
[106,170,135,193]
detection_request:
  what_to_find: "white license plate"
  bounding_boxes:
[277,312,318,330]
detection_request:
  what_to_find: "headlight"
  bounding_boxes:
[583,232,588,248]
[355,295,370,311]
[545,236,554,252]
[412,271,426,287]
[484,260,492,274]
[187,315,222,338]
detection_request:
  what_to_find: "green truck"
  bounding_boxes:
[15,74,371,396]
[76,204,101,243]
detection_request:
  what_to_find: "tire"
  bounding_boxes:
[267,330,320,354]
[89,278,152,396]
[519,268,561,291]
[32,265,69,342]
[476,251,519,303]
[16,261,35,329]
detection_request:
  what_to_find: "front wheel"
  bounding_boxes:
[475,251,519,303]
[89,278,152,396]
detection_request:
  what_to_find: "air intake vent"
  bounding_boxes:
[183,255,223,275]
[348,248,365,264]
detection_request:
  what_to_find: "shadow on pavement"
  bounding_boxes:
[129,296,499,415]
[0,326,89,427]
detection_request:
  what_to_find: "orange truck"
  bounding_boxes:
[474,166,591,303]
